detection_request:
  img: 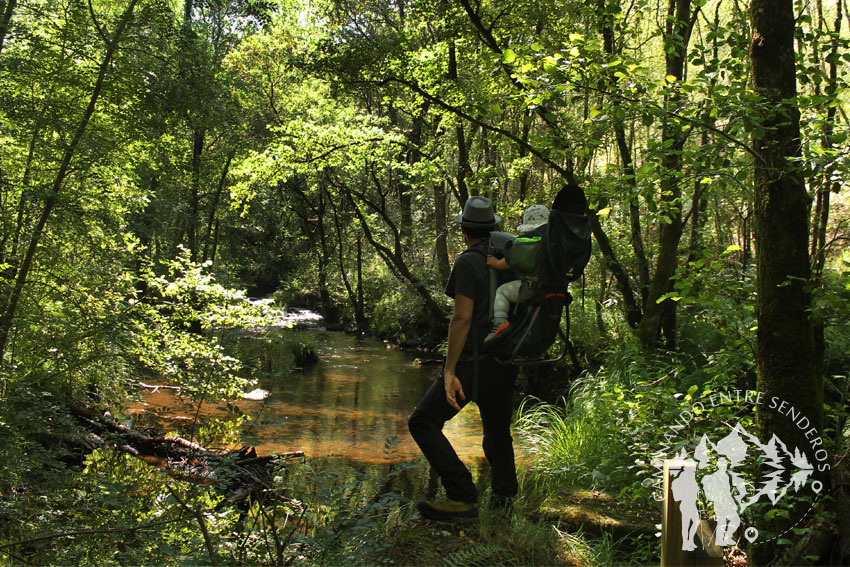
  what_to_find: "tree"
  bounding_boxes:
[0,0,142,357]
[636,0,697,349]
[750,2,823,558]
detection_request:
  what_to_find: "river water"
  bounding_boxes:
[239,331,487,463]
[133,324,497,501]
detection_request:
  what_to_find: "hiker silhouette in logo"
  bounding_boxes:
[408,196,519,520]
[702,457,741,545]
[670,459,700,551]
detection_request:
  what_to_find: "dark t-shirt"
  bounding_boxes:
[444,239,492,361]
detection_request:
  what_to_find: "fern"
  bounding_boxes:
[442,544,515,567]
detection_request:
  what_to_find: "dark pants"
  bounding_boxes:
[408,358,518,503]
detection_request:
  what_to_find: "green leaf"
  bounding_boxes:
[502,49,517,64]
[637,163,654,176]
[543,57,559,73]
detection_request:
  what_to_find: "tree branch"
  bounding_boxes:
[167,485,218,567]
[377,76,573,179]
[0,517,187,550]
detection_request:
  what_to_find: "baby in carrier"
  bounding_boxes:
[484,204,548,345]
[484,185,589,346]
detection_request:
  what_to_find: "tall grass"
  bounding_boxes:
[515,393,610,493]
[514,365,636,496]
[515,344,692,499]
[555,528,617,567]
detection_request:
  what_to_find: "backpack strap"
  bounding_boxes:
[472,324,479,403]
[541,221,569,288]
[464,243,490,400]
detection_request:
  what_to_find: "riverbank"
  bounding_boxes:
[125,319,660,565]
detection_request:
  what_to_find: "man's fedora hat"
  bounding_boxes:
[454,196,501,228]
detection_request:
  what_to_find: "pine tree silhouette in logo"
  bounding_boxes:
[731,423,813,512]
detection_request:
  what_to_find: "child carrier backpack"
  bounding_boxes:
[486,209,592,365]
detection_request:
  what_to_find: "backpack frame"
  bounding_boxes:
[483,209,591,366]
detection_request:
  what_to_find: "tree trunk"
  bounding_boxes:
[448,39,472,206]
[183,0,193,27]
[0,0,16,55]
[355,236,366,331]
[687,4,722,267]
[68,403,301,506]
[433,180,451,282]
[686,132,710,265]
[599,0,650,305]
[0,119,40,277]
[288,179,335,322]
[209,220,220,264]
[202,152,232,263]
[336,175,447,322]
[810,0,841,279]
[326,182,360,330]
[750,1,823,560]
[637,0,694,349]
[315,189,333,322]
[589,212,642,327]
[517,108,531,201]
[188,128,205,262]
[404,102,429,248]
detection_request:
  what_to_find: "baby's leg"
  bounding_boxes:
[493,280,522,324]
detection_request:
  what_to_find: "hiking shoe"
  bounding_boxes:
[483,321,510,346]
[416,499,478,520]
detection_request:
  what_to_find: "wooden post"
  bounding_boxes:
[661,460,724,567]
[662,459,691,567]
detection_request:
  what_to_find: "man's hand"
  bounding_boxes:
[444,294,472,412]
[444,368,465,412]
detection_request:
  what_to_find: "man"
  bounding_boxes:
[408,196,519,520]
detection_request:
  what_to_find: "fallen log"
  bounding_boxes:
[132,380,183,393]
[67,403,303,507]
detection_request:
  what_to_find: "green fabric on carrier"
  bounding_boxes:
[507,236,542,274]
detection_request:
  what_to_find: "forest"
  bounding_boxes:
[0,0,848,564]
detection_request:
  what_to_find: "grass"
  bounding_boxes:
[556,528,617,567]
[514,381,619,495]
[360,501,657,567]
[367,500,569,567]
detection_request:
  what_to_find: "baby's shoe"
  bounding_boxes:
[483,320,510,346]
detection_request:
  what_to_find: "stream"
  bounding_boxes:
[132,316,503,503]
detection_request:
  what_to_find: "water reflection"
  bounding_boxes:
[134,330,495,500]
[241,331,486,464]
